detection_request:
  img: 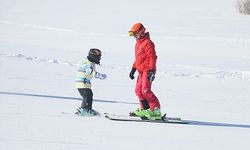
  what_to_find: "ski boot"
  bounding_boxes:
[75,107,100,116]
[142,107,162,120]
[129,108,149,117]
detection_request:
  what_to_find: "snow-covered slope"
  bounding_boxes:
[1,0,250,150]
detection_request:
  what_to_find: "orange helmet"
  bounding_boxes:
[129,23,146,37]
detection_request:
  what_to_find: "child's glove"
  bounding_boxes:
[95,72,107,80]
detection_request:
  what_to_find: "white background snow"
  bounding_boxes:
[0,0,250,150]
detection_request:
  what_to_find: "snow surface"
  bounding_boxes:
[1,0,250,150]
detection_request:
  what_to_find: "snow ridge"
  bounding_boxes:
[1,19,249,43]
[0,20,122,37]
[0,53,77,67]
[1,53,250,81]
[158,64,250,80]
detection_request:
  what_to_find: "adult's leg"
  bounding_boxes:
[135,73,149,109]
[141,71,160,110]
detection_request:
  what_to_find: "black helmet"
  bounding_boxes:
[87,48,102,64]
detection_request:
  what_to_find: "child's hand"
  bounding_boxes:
[95,72,107,80]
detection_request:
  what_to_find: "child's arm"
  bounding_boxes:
[82,66,92,75]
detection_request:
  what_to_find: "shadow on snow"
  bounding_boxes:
[0,91,138,105]
[1,91,249,129]
[184,120,250,129]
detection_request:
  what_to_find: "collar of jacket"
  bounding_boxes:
[137,32,150,42]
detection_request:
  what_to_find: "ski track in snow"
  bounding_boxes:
[1,52,250,81]
[1,19,250,43]
[0,20,123,38]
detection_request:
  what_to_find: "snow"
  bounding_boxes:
[1,0,250,150]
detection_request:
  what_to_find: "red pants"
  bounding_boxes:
[135,71,160,110]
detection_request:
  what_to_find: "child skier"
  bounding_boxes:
[128,23,162,120]
[75,48,107,116]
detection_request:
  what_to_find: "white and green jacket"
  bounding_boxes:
[75,58,106,89]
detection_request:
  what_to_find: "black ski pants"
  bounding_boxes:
[78,88,93,110]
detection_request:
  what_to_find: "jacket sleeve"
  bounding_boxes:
[145,41,157,70]
[132,61,137,69]
[132,45,137,69]
[84,65,94,75]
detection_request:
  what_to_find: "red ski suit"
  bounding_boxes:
[132,32,160,110]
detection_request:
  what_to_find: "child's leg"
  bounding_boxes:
[78,88,93,109]
[85,89,93,109]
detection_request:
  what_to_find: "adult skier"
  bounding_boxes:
[128,23,162,120]
[75,48,107,116]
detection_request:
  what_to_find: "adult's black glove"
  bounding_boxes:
[129,67,136,80]
[148,69,155,82]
